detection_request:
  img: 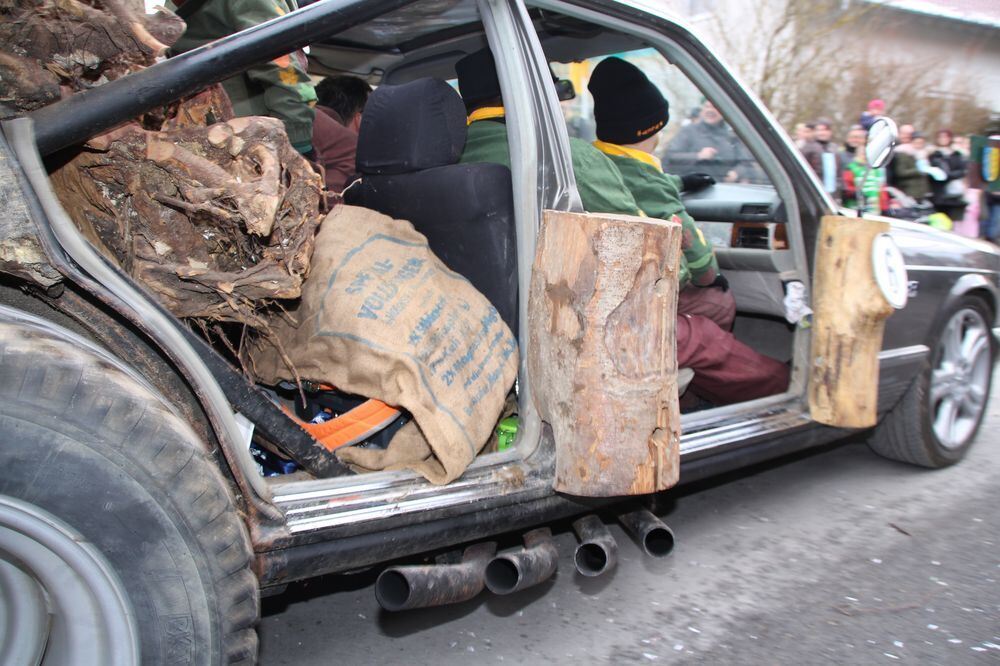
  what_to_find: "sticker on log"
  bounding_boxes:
[528,210,682,497]
[809,215,899,428]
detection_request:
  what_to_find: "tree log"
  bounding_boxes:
[528,210,682,497]
[809,215,894,428]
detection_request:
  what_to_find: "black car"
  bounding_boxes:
[0,0,996,663]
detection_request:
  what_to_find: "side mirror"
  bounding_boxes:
[865,117,898,169]
[554,78,576,102]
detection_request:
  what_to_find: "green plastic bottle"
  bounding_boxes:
[496,416,519,452]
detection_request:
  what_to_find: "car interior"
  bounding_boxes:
[49,0,811,487]
[305,0,804,413]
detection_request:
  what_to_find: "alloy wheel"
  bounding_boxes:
[928,308,992,449]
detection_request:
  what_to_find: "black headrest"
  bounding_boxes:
[356,78,467,175]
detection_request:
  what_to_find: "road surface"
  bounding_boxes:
[258,373,1000,664]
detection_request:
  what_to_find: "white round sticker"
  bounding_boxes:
[872,233,908,309]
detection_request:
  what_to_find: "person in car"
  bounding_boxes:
[587,56,735,331]
[456,48,641,216]
[312,75,372,194]
[455,51,788,404]
[171,0,318,157]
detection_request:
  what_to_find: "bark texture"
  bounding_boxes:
[49,115,324,325]
[528,210,683,497]
[809,215,893,428]
[0,0,184,113]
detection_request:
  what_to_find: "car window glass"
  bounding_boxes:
[552,48,771,187]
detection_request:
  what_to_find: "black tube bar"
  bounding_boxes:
[29,0,414,157]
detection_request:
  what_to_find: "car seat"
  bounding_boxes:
[346,77,519,334]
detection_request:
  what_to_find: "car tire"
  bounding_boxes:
[0,322,259,665]
[868,295,995,468]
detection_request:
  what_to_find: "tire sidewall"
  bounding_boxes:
[918,295,995,465]
[0,407,221,665]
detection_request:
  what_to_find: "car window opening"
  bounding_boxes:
[31,0,800,487]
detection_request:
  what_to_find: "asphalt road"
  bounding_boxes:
[258,372,1000,665]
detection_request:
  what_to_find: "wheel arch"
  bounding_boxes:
[942,274,998,348]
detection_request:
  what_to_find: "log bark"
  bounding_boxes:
[0,0,183,114]
[49,115,324,324]
[528,210,682,497]
[809,215,894,428]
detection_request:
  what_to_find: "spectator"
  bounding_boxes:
[172,0,317,156]
[898,123,915,145]
[797,122,822,172]
[812,118,842,199]
[859,98,885,131]
[888,130,929,202]
[952,134,971,157]
[794,122,815,150]
[843,144,887,212]
[664,99,758,183]
[928,128,967,220]
[311,75,372,194]
[984,189,1000,244]
[839,124,866,170]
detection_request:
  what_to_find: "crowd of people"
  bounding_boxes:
[794,99,999,243]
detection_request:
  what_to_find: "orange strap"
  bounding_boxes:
[284,399,401,452]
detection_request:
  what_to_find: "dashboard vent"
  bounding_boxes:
[736,226,770,249]
[740,203,771,216]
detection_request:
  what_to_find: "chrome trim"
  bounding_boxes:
[905,264,998,275]
[878,345,930,361]
[993,326,1000,343]
[679,408,812,460]
[276,404,813,534]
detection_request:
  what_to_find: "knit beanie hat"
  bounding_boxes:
[588,57,669,145]
[455,48,501,106]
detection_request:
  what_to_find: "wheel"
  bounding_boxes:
[0,321,259,665]
[868,295,995,467]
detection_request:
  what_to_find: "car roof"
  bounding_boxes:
[306,1,649,84]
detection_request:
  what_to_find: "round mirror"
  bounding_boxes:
[865,117,898,169]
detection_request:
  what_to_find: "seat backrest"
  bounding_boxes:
[347,78,518,334]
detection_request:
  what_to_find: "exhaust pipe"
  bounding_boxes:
[485,527,558,595]
[618,508,675,558]
[572,515,618,577]
[375,541,495,611]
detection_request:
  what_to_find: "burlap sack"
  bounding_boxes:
[251,205,519,484]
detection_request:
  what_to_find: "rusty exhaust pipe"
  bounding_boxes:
[618,508,675,558]
[375,542,495,611]
[572,515,618,577]
[485,527,558,595]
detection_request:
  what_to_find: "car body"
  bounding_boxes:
[1,0,997,662]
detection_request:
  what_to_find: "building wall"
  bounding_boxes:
[658,0,1000,118]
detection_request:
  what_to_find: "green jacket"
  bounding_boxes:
[601,153,719,288]
[460,120,641,216]
[171,0,317,153]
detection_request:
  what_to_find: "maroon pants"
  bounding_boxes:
[677,313,789,405]
[678,284,736,331]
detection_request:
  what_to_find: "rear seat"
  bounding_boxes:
[346,77,519,334]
